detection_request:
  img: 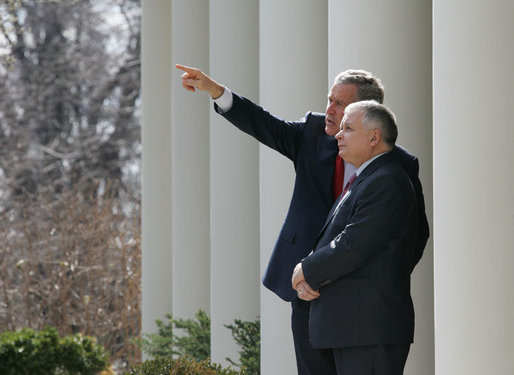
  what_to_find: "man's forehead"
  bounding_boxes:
[329,83,358,95]
[343,107,362,121]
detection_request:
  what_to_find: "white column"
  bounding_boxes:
[141,0,173,338]
[433,1,514,374]
[329,1,433,373]
[259,1,328,374]
[171,0,210,319]
[209,0,260,367]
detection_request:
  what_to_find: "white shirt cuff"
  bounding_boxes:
[214,87,233,113]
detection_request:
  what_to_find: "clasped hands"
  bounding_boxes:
[291,263,320,301]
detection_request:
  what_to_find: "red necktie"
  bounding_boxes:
[332,156,345,199]
[342,173,357,196]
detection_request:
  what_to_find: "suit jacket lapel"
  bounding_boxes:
[313,183,355,249]
[312,152,395,250]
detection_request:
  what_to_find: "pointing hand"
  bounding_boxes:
[176,64,225,99]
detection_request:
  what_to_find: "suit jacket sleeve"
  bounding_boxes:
[302,169,416,290]
[214,92,305,163]
[399,155,429,270]
[406,159,429,269]
[393,146,430,270]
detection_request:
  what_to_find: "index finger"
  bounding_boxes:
[175,64,197,74]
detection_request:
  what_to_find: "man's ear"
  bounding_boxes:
[370,129,381,146]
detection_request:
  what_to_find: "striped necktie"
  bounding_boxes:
[342,173,357,196]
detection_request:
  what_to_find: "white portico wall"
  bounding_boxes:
[142,1,514,373]
[328,1,434,374]
[433,1,514,374]
[170,0,210,319]
[143,1,434,371]
[141,0,173,340]
[209,0,260,367]
[259,1,328,374]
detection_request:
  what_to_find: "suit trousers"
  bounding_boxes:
[291,299,337,375]
[333,344,410,375]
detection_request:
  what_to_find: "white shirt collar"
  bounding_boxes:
[355,151,389,176]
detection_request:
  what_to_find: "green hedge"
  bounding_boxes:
[136,310,210,361]
[125,357,243,375]
[225,318,260,375]
[136,310,260,374]
[0,326,108,375]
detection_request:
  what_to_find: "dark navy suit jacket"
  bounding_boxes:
[302,152,418,348]
[216,93,429,302]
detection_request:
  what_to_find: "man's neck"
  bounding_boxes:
[354,146,392,175]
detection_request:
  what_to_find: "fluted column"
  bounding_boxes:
[259,1,328,374]
[170,0,210,319]
[141,0,173,339]
[209,0,260,366]
[433,1,514,373]
[329,1,433,373]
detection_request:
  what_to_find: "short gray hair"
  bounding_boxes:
[346,100,398,147]
[333,70,384,104]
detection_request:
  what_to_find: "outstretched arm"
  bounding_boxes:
[177,64,302,162]
[176,64,225,99]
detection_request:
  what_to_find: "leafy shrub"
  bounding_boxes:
[135,314,175,359]
[0,326,108,375]
[225,318,260,375]
[171,310,211,361]
[136,310,210,361]
[137,310,260,374]
[124,357,243,375]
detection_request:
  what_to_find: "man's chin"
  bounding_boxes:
[325,125,339,137]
